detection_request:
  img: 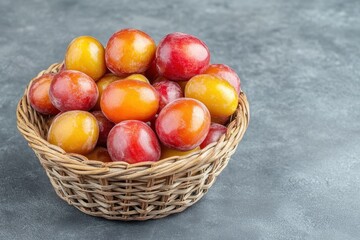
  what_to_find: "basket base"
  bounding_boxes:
[38,153,232,221]
[48,170,214,221]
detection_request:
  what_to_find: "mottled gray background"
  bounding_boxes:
[1,0,360,239]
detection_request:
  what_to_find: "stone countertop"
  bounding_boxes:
[1,0,360,239]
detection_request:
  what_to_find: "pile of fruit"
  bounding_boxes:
[28,29,241,164]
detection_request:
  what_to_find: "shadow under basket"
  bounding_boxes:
[16,63,250,221]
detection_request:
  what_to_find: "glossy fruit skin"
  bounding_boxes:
[93,74,120,110]
[101,80,159,123]
[155,98,210,151]
[152,80,183,111]
[200,123,227,149]
[91,111,115,147]
[28,74,60,115]
[152,76,168,84]
[124,74,149,83]
[107,120,161,163]
[204,64,241,94]
[47,111,99,154]
[160,145,200,160]
[105,29,156,75]
[85,147,112,163]
[65,36,107,81]
[50,70,99,112]
[185,74,238,119]
[156,32,210,81]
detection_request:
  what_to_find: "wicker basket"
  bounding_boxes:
[16,63,250,220]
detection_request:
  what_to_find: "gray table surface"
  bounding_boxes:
[1,0,360,239]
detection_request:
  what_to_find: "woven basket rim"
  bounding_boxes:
[17,63,250,180]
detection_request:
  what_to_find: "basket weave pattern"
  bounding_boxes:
[16,63,250,220]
